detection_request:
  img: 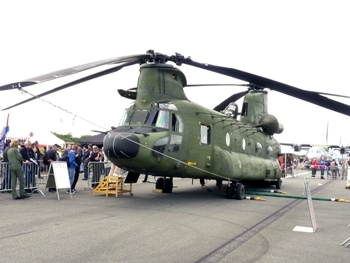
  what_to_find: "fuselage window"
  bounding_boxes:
[172,113,184,133]
[256,142,262,153]
[267,146,273,155]
[168,134,182,153]
[200,124,211,145]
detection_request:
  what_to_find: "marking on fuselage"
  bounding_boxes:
[120,151,130,158]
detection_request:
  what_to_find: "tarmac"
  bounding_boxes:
[0,168,350,263]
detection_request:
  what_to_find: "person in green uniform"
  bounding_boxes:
[7,139,31,200]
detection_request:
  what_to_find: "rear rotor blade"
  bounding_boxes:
[2,60,140,111]
[213,91,248,111]
[185,84,249,87]
[181,59,350,116]
[0,54,148,91]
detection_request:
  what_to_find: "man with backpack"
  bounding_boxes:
[43,144,61,192]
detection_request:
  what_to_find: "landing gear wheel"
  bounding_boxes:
[235,183,245,200]
[275,178,282,189]
[163,178,173,193]
[226,183,236,199]
[155,178,164,190]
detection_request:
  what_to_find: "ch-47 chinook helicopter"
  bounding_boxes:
[1,50,350,200]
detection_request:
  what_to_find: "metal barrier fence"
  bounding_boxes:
[84,161,110,190]
[83,161,129,190]
[0,160,47,196]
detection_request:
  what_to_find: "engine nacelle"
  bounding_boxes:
[294,144,301,151]
[259,114,280,135]
[276,123,284,134]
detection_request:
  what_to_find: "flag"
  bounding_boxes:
[1,114,9,142]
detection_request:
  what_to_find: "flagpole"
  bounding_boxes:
[0,113,10,152]
[326,121,329,145]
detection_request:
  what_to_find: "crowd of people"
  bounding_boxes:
[309,156,349,180]
[1,139,41,199]
[278,152,349,180]
[0,139,121,200]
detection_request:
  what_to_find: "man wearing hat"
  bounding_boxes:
[46,144,61,192]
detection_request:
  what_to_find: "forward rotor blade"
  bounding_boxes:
[309,91,350,99]
[2,60,140,111]
[213,91,248,111]
[0,54,148,91]
[91,130,108,134]
[182,59,350,116]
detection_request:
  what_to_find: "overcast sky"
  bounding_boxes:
[1,1,349,146]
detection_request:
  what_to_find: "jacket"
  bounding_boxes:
[7,147,23,170]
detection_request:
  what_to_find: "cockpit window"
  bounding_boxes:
[155,110,169,128]
[158,102,178,111]
[168,134,182,153]
[130,110,148,126]
[144,110,158,126]
[119,108,133,126]
[172,114,183,132]
[120,107,174,130]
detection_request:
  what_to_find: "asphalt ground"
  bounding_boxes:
[0,169,350,263]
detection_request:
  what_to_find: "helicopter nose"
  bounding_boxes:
[103,133,140,159]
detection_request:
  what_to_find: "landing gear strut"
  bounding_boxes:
[275,178,282,189]
[226,182,245,200]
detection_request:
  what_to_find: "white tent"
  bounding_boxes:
[31,130,65,148]
[6,129,65,147]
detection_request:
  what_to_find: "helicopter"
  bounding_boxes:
[1,50,350,200]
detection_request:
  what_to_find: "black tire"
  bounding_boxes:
[226,184,236,199]
[155,178,164,190]
[235,183,245,200]
[163,178,173,193]
[275,178,282,189]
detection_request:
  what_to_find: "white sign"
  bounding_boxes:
[51,162,71,189]
[304,177,317,232]
[293,177,317,233]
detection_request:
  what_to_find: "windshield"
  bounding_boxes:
[119,108,171,129]
[119,108,133,126]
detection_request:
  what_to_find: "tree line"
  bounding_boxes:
[52,132,91,145]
